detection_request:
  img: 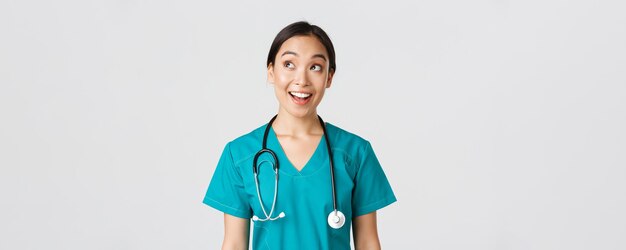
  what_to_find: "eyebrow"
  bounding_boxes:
[280,50,327,61]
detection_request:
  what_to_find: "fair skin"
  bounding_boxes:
[222,35,381,250]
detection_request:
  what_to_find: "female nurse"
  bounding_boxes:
[203,21,397,250]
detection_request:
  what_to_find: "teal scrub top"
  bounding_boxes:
[203,122,397,250]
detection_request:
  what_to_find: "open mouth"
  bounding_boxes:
[289,91,312,105]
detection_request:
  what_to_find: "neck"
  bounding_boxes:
[272,109,322,136]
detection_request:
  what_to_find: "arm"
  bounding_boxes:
[222,213,250,250]
[352,211,381,250]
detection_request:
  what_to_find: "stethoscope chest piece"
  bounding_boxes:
[327,210,345,229]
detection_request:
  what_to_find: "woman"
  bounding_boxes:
[203,21,396,250]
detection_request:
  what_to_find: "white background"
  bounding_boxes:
[1,0,625,249]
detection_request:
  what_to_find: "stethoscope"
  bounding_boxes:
[252,114,346,229]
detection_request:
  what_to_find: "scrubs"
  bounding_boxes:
[203,122,397,250]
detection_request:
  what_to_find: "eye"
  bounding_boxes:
[284,61,295,69]
[310,64,322,71]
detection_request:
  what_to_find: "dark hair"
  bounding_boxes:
[266,21,336,73]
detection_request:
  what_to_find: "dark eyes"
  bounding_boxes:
[283,61,323,72]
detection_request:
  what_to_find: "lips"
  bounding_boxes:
[289,91,312,105]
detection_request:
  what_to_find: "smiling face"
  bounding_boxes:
[267,35,334,119]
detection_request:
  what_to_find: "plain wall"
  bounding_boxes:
[1,0,625,249]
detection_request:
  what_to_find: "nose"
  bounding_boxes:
[293,68,310,86]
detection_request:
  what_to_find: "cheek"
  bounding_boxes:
[312,73,329,86]
[275,69,293,82]
[277,75,289,83]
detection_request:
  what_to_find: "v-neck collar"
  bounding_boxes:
[266,126,327,176]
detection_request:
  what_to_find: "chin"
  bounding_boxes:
[280,105,316,119]
[288,109,314,118]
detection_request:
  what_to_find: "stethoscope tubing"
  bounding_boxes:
[253,161,280,221]
[252,114,342,227]
[318,115,338,214]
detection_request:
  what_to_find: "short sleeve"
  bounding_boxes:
[202,143,252,219]
[352,141,397,217]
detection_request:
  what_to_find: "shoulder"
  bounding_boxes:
[230,123,266,146]
[325,122,368,144]
[222,124,267,165]
[324,122,373,158]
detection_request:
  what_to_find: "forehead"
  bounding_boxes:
[277,35,328,58]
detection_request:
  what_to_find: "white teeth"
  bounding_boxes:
[290,92,311,98]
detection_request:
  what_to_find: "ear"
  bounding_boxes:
[325,70,334,88]
[267,63,275,84]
